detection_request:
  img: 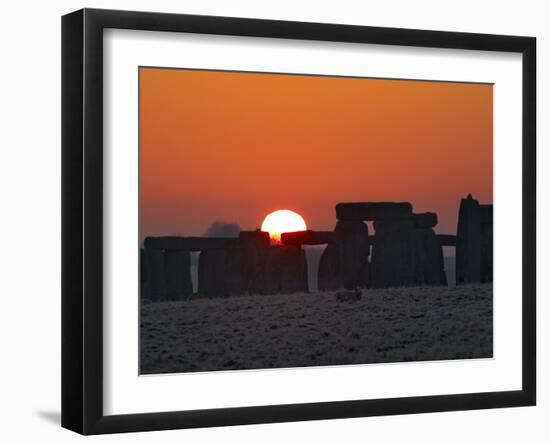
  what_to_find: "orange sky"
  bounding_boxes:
[139,67,492,240]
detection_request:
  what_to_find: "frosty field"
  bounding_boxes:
[140,284,492,374]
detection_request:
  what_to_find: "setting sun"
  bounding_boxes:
[261,210,307,244]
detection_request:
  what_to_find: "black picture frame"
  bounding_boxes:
[62,8,536,435]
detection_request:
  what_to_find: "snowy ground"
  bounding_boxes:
[140,283,492,374]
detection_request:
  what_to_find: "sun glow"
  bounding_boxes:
[261,210,307,245]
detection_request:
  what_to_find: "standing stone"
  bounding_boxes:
[140,248,149,301]
[164,249,193,300]
[318,220,370,290]
[197,231,272,297]
[223,247,246,296]
[225,245,270,297]
[412,213,446,285]
[143,248,166,302]
[238,230,271,248]
[198,247,258,298]
[480,204,493,283]
[236,231,270,294]
[370,219,417,287]
[414,227,447,285]
[456,194,481,284]
[480,223,493,283]
[243,245,270,294]
[265,245,308,294]
[413,212,438,229]
[198,249,227,297]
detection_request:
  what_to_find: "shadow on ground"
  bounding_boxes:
[36,410,60,426]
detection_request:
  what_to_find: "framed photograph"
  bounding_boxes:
[61,8,536,435]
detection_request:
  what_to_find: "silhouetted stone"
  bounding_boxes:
[437,234,457,247]
[281,230,334,246]
[238,230,270,248]
[237,249,265,294]
[198,249,227,297]
[414,228,447,285]
[140,248,148,301]
[318,220,370,290]
[370,219,416,287]
[143,248,166,302]
[480,205,493,283]
[480,205,493,224]
[198,248,247,297]
[265,245,308,294]
[480,222,493,283]
[456,194,481,284]
[164,250,193,300]
[144,236,235,251]
[223,248,247,296]
[413,212,438,228]
[197,248,254,297]
[336,202,413,221]
[235,230,270,295]
[197,230,272,297]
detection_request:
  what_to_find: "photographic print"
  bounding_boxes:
[62,10,536,433]
[139,67,493,375]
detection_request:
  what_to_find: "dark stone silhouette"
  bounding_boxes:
[142,196,491,301]
[198,230,271,297]
[370,219,417,287]
[281,230,334,246]
[198,249,227,297]
[265,245,308,294]
[437,234,457,246]
[336,202,412,221]
[456,194,482,284]
[144,236,235,251]
[235,230,270,295]
[142,248,166,301]
[198,248,249,297]
[456,195,493,284]
[479,205,493,283]
[413,212,438,228]
[164,250,193,300]
[479,205,493,224]
[140,248,148,300]
[318,220,370,290]
[238,230,271,248]
[414,218,447,286]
